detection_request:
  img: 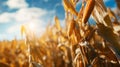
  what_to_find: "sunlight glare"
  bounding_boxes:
[27,22,37,32]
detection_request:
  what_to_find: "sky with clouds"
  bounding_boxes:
[0,0,117,41]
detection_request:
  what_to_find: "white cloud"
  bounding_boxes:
[0,34,7,40]
[5,0,28,9]
[7,24,20,34]
[0,0,56,40]
[0,7,55,23]
[6,19,46,39]
[15,8,48,23]
[0,12,15,23]
[0,7,55,40]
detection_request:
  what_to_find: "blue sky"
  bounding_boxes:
[0,0,116,41]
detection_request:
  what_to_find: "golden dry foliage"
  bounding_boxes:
[67,19,75,36]
[63,0,78,16]
[1,0,120,67]
[55,16,61,31]
[21,25,26,36]
[82,0,95,24]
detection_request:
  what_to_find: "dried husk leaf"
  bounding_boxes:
[115,0,120,10]
[103,14,113,28]
[63,0,78,16]
[70,0,79,6]
[77,2,85,22]
[32,62,42,67]
[67,19,76,37]
[92,0,113,27]
[97,23,120,56]
[107,8,119,24]
[55,16,61,31]
[113,25,120,32]
[82,0,95,24]
[73,23,81,43]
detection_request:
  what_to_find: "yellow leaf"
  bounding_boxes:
[67,19,75,37]
[63,0,78,16]
[82,0,95,24]
[21,25,26,36]
[55,16,61,31]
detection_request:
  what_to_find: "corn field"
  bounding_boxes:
[0,0,120,67]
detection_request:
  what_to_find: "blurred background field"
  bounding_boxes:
[0,0,120,67]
